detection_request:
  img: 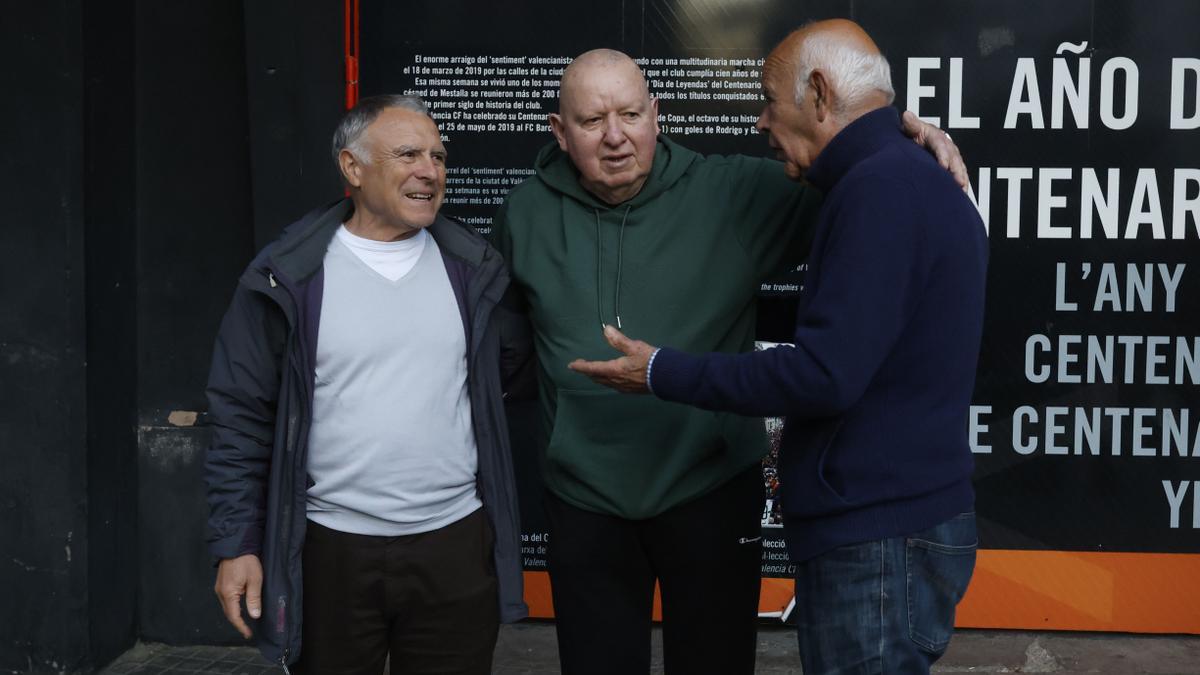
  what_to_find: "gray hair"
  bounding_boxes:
[794,33,895,119]
[331,94,430,171]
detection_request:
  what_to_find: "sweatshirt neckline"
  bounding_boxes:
[805,106,902,193]
[534,135,697,210]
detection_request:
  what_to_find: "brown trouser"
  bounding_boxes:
[292,509,499,675]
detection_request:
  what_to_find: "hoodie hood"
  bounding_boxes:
[532,135,699,210]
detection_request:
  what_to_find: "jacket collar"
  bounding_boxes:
[428,211,489,266]
[264,198,489,284]
[266,199,350,285]
[805,106,903,194]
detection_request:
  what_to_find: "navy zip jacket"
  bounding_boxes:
[204,199,531,666]
[650,107,988,562]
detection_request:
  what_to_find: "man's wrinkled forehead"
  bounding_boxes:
[367,107,440,142]
[762,31,805,86]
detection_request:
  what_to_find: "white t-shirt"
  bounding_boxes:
[335,224,427,281]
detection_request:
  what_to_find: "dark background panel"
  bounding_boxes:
[243,0,352,248]
[1,0,339,668]
[643,0,853,55]
[83,0,139,665]
[133,0,259,644]
[135,0,255,421]
[138,427,232,644]
[640,0,854,156]
[362,0,635,66]
[870,0,1200,552]
[0,2,92,671]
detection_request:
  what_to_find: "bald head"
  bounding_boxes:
[755,19,894,181]
[783,19,883,59]
[560,49,651,113]
[548,48,661,204]
[771,19,894,120]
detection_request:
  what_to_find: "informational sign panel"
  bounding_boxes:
[361,0,1200,632]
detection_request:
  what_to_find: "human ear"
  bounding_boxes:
[549,113,568,151]
[810,69,833,123]
[339,149,364,188]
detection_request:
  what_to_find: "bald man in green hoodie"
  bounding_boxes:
[492,48,965,675]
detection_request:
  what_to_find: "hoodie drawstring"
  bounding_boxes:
[594,211,603,329]
[614,205,630,329]
[594,205,633,330]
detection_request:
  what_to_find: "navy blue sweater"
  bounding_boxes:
[650,107,988,562]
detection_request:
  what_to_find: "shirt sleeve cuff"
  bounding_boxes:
[645,348,661,395]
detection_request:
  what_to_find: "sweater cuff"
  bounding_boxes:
[646,346,701,404]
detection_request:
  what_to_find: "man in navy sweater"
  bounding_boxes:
[569,19,988,674]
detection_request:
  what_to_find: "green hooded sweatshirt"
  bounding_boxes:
[494,135,821,519]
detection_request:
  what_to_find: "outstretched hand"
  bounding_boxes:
[568,325,657,394]
[900,110,970,191]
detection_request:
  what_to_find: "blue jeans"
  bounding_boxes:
[792,512,977,675]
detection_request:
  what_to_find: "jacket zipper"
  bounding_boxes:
[250,265,302,666]
[273,309,308,664]
[276,409,298,641]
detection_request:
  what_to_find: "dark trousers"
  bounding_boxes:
[544,466,765,675]
[792,512,977,675]
[293,509,499,675]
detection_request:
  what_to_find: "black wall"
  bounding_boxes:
[0,0,342,670]
[132,0,341,646]
[243,0,345,247]
[84,0,139,664]
[133,0,256,645]
[2,2,95,670]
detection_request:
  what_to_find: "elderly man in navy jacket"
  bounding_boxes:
[205,95,529,673]
[571,20,988,675]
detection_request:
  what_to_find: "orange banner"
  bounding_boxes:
[524,550,1200,633]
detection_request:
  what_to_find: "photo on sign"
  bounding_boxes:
[756,340,789,530]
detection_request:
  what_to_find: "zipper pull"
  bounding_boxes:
[269,272,278,288]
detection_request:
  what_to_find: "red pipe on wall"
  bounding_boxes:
[344,0,360,110]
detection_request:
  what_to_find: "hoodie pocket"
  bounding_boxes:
[547,388,646,476]
[544,387,722,509]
